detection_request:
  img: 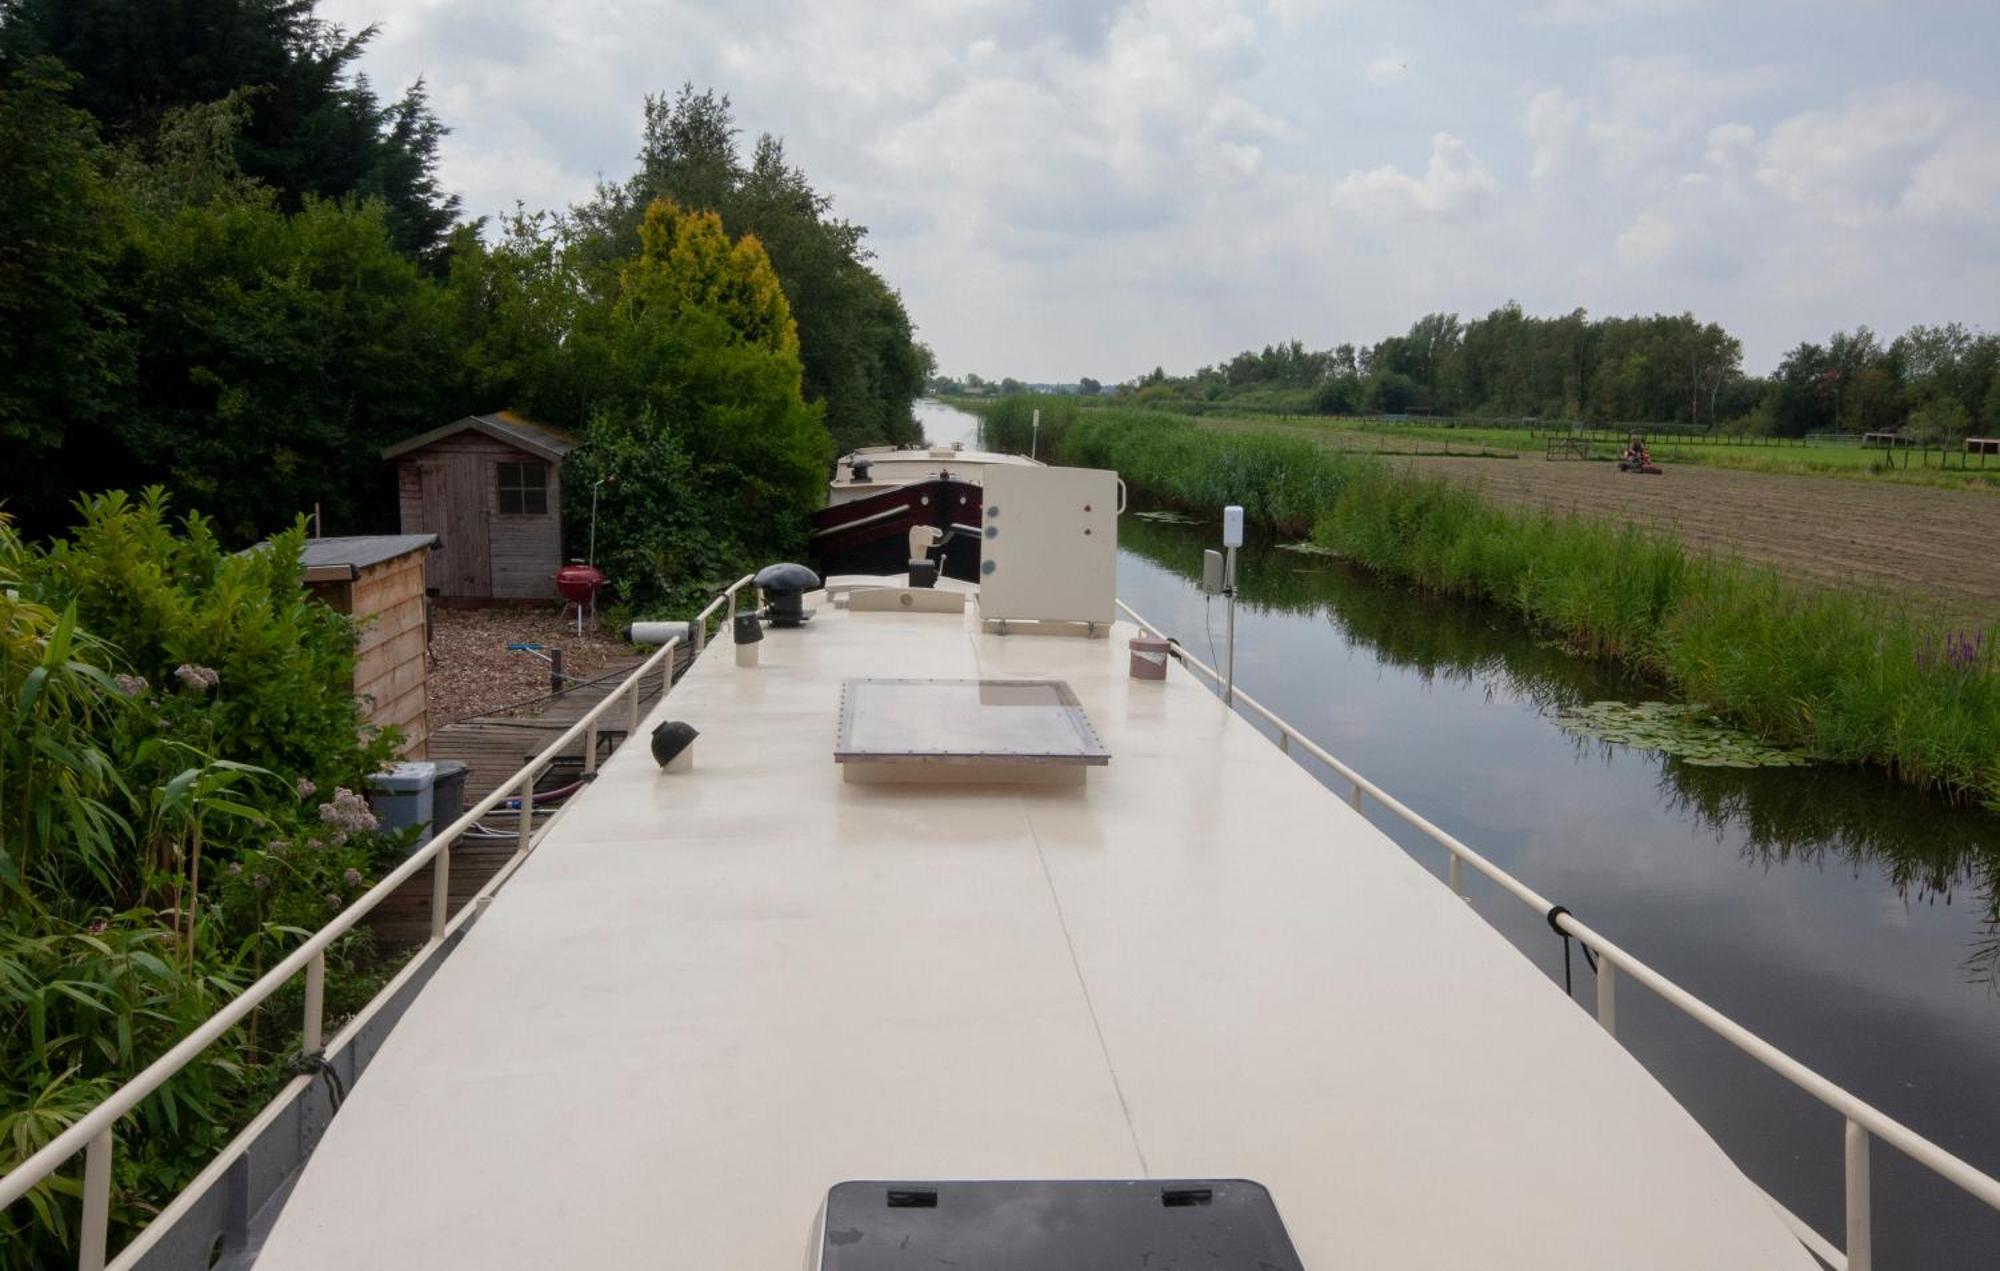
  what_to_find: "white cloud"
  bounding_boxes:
[1530,0,1708,26]
[1523,56,1779,186]
[1363,51,1410,85]
[1332,133,1498,220]
[1265,0,1347,30]
[1615,211,1680,267]
[1901,126,2000,221]
[316,0,2000,379]
[1755,84,1957,212]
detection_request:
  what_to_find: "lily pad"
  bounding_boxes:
[1275,540,1339,557]
[1132,510,1203,524]
[1554,700,1813,769]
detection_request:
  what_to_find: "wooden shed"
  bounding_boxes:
[301,535,439,758]
[384,411,574,601]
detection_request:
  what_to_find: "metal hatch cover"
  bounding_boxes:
[834,678,1110,770]
[816,1179,1305,1270]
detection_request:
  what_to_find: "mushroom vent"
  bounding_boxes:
[755,562,820,627]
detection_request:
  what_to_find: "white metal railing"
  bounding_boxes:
[1116,598,2000,1271]
[0,574,758,1271]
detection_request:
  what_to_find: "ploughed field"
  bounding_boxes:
[1405,455,2000,621]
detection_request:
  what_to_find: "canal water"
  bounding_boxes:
[920,399,2000,1266]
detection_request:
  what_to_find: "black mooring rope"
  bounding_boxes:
[1545,904,1598,997]
[288,1051,348,1112]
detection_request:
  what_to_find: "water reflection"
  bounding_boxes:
[1118,507,2000,989]
[1118,502,2000,1262]
[918,398,2000,1260]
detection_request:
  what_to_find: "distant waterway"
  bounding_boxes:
[919,397,2000,1267]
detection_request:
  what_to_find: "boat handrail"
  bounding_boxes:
[1115,597,2000,1271]
[0,574,760,1271]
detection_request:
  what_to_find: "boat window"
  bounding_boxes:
[497,461,548,515]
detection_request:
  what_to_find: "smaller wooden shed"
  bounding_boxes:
[384,412,574,602]
[301,535,439,758]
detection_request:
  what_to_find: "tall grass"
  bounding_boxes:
[1053,410,2000,801]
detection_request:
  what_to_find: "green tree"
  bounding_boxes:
[114,192,455,540]
[0,62,133,529]
[0,0,460,259]
[558,199,828,612]
[573,86,926,452]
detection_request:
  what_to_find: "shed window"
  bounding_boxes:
[497,461,548,515]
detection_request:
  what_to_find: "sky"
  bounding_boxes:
[319,0,2000,383]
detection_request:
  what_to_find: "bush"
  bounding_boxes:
[563,407,742,617]
[31,488,396,792]
[1,500,413,1266]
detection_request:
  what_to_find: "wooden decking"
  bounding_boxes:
[366,647,691,944]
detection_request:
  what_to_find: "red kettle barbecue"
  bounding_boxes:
[555,562,606,634]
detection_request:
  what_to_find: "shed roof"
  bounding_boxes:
[382,411,575,463]
[298,534,440,582]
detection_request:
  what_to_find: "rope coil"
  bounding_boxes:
[1545,904,1597,995]
[287,1051,348,1112]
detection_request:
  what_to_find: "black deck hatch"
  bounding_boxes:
[818,1178,1305,1269]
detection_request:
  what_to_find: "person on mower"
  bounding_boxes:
[1623,434,1651,468]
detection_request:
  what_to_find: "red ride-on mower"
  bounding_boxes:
[1617,434,1663,475]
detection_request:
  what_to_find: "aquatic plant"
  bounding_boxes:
[1556,701,1812,768]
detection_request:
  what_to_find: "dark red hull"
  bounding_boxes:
[809,479,985,582]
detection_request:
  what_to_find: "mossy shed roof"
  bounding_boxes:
[382,411,575,464]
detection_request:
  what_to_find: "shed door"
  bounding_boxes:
[421,459,491,598]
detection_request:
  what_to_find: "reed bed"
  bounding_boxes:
[1006,401,2000,801]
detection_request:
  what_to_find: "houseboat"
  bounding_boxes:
[7,462,1991,1270]
[808,443,1043,582]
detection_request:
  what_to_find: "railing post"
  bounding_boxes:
[1595,958,1616,1036]
[1349,782,1364,813]
[582,718,598,777]
[516,773,534,855]
[629,674,641,735]
[692,614,705,658]
[303,950,326,1052]
[79,1127,112,1271]
[1278,731,1290,755]
[1846,1119,1872,1271]
[430,841,451,939]
[1447,853,1464,899]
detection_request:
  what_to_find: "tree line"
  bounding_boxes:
[1,1,931,590]
[953,304,2000,441]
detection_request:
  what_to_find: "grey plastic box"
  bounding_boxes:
[366,760,468,851]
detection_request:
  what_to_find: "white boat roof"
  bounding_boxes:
[255,585,1811,1269]
[838,447,1041,472]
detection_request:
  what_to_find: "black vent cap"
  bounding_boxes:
[754,562,820,594]
[649,720,698,767]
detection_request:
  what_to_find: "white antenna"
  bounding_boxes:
[1221,506,1243,705]
[1031,409,1040,460]
[589,475,616,567]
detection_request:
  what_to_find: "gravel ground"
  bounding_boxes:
[425,607,643,724]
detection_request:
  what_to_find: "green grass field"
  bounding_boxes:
[962,396,2000,802]
[1190,413,2000,489]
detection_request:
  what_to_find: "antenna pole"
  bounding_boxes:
[1224,545,1237,705]
[1031,409,1040,460]
[589,479,603,567]
[1221,505,1243,707]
